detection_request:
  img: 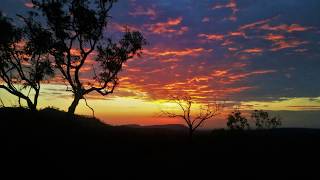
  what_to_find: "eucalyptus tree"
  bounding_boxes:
[31,0,146,114]
[0,12,54,110]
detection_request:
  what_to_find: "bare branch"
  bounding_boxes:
[83,96,95,118]
[161,95,223,138]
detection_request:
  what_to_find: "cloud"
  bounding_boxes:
[239,18,273,30]
[263,34,285,41]
[228,47,238,52]
[129,6,157,19]
[270,40,308,51]
[228,31,247,38]
[241,48,263,54]
[143,48,213,57]
[239,18,312,33]
[110,22,141,32]
[221,39,234,46]
[146,17,188,35]
[210,69,276,85]
[287,106,320,110]
[24,2,34,8]
[260,24,312,33]
[126,67,142,72]
[228,70,277,81]
[198,33,225,41]
[202,17,210,23]
[212,0,238,21]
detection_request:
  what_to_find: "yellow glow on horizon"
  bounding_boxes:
[241,97,320,111]
[1,83,320,127]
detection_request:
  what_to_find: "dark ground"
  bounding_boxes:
[2,107,320,179]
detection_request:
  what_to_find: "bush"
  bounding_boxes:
[227,110,250,130]
[251,110,281,129]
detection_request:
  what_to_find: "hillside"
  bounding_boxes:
[2,107,320,179]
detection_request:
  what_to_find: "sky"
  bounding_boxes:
[1,0,320,128]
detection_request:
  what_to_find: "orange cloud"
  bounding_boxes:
[209,69,276,85]
[270,40,308,51]
[228,70,276,81]
[160,58,181,63]
[264,34,285,41]
[198,33,224,41]
[239,18,272,30]
[126,67,142,72]
[187,76,210,83]
[146,17,188,35]
[242,48,263,53]
[211,70,228,77]
[260,24,311,32]
[144,48,213,57]
[228,31,246,38]
[239,18,312,34]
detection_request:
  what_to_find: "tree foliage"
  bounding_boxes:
[251,110,282,129]
[227,110,250,130]
[30,0,146,114]
[0,12,54,110]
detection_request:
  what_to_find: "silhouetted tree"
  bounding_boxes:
[0,12,54,110]
[30,0,146,114]
[227,110,250,130]
[162,96,222,140]
[251,110,281,129]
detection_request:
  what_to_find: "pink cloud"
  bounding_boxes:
[202,17,210,23]
[24,2,34,8]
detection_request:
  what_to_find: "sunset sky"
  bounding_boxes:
[1,0,320,128]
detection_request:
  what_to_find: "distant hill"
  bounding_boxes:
[2,107,320,179]
[118,124,188,130]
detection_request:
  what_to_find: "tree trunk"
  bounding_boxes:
[33,89,39,110]
[68,95,81,114]
[188,127,194,143]
[26,98,36,111]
